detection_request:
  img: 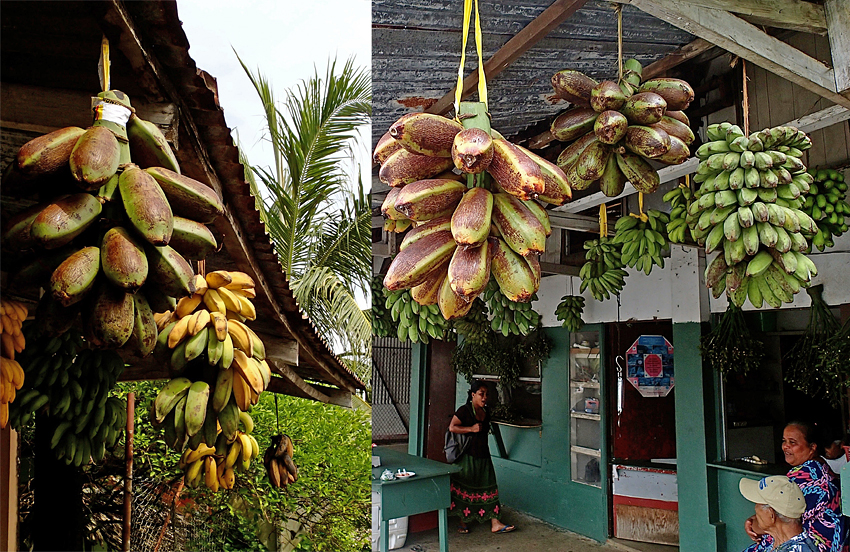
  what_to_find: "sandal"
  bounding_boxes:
[493,525,515,534]
[458,525,469,534]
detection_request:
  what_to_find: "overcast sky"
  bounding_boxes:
[176,0,372,188]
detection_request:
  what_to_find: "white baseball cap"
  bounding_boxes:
[739,476,805,518]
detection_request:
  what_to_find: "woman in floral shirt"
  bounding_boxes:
[448,380,515,534]
[744,421,847,552]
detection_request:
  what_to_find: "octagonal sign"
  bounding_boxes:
[626,335,674,397]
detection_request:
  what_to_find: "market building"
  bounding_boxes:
[372,0,850,550]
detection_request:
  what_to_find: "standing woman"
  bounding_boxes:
[448,380,516,534]
[744,421,847,552]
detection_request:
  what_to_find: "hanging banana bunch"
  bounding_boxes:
[612,209,670,275]
[8,326,126,466]
[0,299,28,427]
[2,88,224,356]
[264,434,299,488]
[178,411,259,491]
[375,0,559,335]
[450,298,491,345]
[150,271,270,457]
[555,295,585,332]
[383,286,450,344]
[372,276,394,338]
[550,59,695,197]
[663,185,696,244]
[483,279,541,337]
[689,123,818,308]
[580,237,627,301]
[801,167,848,251]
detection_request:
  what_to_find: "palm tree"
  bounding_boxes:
[237,55,372,383]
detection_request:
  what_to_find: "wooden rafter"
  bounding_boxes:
[618,0,850,109]
[425,0,591,116]
[633,0,828,35]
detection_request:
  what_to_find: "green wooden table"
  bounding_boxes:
[372,447,460,552]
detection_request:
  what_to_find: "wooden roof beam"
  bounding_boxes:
[557,105,850,214]
[618,0,827,35]
[425,0,591,116]
[825,0,850,94]
[618,0,850,109]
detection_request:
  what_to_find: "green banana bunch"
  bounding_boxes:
[555,295,585,332]
[5,90,226,356]
[579,237,628,301]
[482,279,541,337]
[801,167,848,251]
[9,325,127,466]
[372,276,393,338]
[451,299,491,344]
[612,210,670,275]
[663,185,695,244]
[384,288,449,343]
[690,123,819,308]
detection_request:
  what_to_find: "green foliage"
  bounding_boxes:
[452,328,552,394]
[122,381,371,551]
[237,54,372,383]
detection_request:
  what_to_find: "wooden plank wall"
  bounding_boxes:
[747,33,850,170]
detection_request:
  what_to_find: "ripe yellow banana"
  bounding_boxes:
[225,439,242,468]
[232,369,252,411]
[210,311,228,341]
[223,272,255,290]
[205,271,233,289]
[221,467,235,489]
[189,309,211,336]
[1,334,16,360]
[219,334,235,369]
[233,350,264,395]
[230,287,256,299]
[204,456,219,491]
[217,287,243,315]
[193,274,208,295]
[235,295,256,320]
[227,321,253,357]
[203,288,226,315]
[239,433,253,463]
[168,316,192,348]
[175,294,202,318]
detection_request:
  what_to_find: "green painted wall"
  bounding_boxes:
[673,322,724,551]
[714,466,775,552]
[455,326,609,542]
[409,342,428,457]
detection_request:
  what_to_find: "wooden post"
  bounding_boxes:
[0,426,18,552]
[123,392,135,552]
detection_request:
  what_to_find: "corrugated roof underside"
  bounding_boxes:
[372,0,694,145]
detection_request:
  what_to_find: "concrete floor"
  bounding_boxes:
[398,507,678,552]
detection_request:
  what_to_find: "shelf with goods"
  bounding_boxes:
[569,329,604,487]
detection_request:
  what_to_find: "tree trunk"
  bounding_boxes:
[33,414,86,551]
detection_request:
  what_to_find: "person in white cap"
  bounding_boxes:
[740,475,818,552]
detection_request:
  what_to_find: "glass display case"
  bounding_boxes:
[569,330,602,487]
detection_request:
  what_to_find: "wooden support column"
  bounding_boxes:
[0,427,18,552]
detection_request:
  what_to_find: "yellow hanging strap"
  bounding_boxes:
[98,36,110,92]
[629,192,648,222]
[599,204,608,237]
[454,0,488,115]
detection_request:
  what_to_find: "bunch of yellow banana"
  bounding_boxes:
[2,89,224,357]
[550,60,695,197]
[263,434,298,488]
[179,425,259,491]
[151,271,271,455]
[0,299,28,427]
[376,104,567,328]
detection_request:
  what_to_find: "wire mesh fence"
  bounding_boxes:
[371,335,411,441]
